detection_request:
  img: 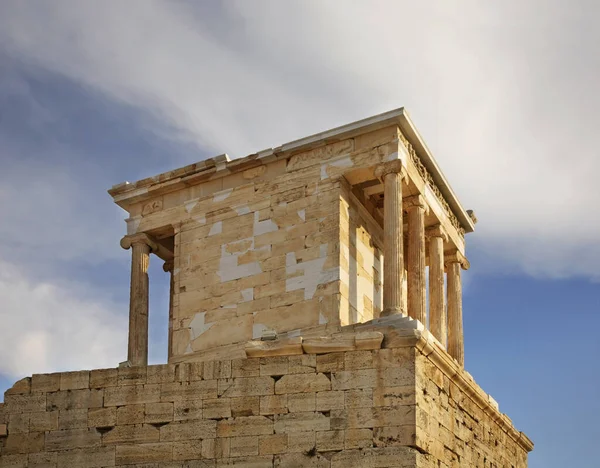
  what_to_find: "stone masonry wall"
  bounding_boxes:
[143,125,402,360]
[0,336,530,467]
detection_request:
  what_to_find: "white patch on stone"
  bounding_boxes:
[126,216,141,235]
[234,205,251,215]
[185,343,193,354]
[209,221,223,236]
[185,199,198,213]
[218,244,262,282]
[287,329,301,338]
[194,215,206,224]
[213,188,232,202]
[319,244,328,258]
[253,323,269,339]
[241,288,254,302]
[319,313,328,325]
[319,217,326,222]
[189,312,214,340]
[298,209,306,221]
[253,211,278,236]
[320,155,353,180]
[222,304,237,309]
[173,268,180,276]
[279,201,288,207]
[286,252,297,268]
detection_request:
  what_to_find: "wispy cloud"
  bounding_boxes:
[1,0,596,280]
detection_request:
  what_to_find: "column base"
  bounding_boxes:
[380,307,404,317]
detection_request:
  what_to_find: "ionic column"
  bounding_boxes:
[445,251,470,366]
[426,225,448,347]
[405,195,428,323]
[374,160,407,316]
[121,233,158,367]
[163,260,174,361]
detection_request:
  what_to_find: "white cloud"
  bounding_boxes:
[0,0,598,283]
[0,259,127,378]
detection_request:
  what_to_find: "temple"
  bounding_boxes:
[0,108,532,467]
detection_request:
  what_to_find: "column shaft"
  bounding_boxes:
[427,226,447,347]
[446,259,465,366]
[375,161,405,316]
[128,242,151,366]
[163,261,175,361]
[406,197,427,323]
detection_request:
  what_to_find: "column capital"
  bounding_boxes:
[163,260,174,273]
[374,160,407,180]
[120,233,158,252]
[426,224,448,242]
[404,195,429,214]
[444,250,470,270]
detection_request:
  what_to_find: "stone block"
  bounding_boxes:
[203,398,231,419]
[55,446,115,467]
[45,428,101,451]
[344,389,373,408]
[286,430,316,453]
[316,391,345,411]
[147,364,176,384]
[288,355,317,374]
[172,440,203,461]
[88,407,117,428]
[161,381,217,402]
[218,377,274,398]
[104,384,161,407]
[31,374,60,393]
[89,369,118,388]
[160,420,217,441]
[231,396,260,417]
[117,404,144,425]
[102,424,159,445]
[260,395,288,416]
[145,402,174,424]
[8,414,29,434]
[344,428,373,449]
[216,416,273,438]
[58,409,88,429]
[287,393,316,413]
[174,399,203,421]
[201,437,230,459]
[232,359,260,378]
[259,357,289,376]
[59,371,90,390]
[118,367,147,386]
[46,389,102,411]
[28,452,56,467]
[4,394,46,414]
[115,442,173,465]
[0,423,6,437]
[274,452,330,467]
[230,435,259,457]
[274,374,330,394]
[330,446,418,468]
[259,434,287,455]
[274,412,330,434]
[5,378,31,396]
[316,353,345,373]
[316,429,345,451]
[3,432,45,455]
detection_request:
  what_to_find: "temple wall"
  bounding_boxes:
[339,183,383,325]
[0,335,529,467]
[121,126,402,361]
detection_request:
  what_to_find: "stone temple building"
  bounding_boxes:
[0,108,533,467]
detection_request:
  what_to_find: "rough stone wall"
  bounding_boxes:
[339,184,383,325]
[0,349,428,468]
[0,340,529,467]
[415,351,529,468]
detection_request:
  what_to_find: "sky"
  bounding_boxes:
[0,1,598,466]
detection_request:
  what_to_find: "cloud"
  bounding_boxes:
[0,258,127,379]
[0,0,598,284]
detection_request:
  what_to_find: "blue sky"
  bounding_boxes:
[0,2,598,467]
